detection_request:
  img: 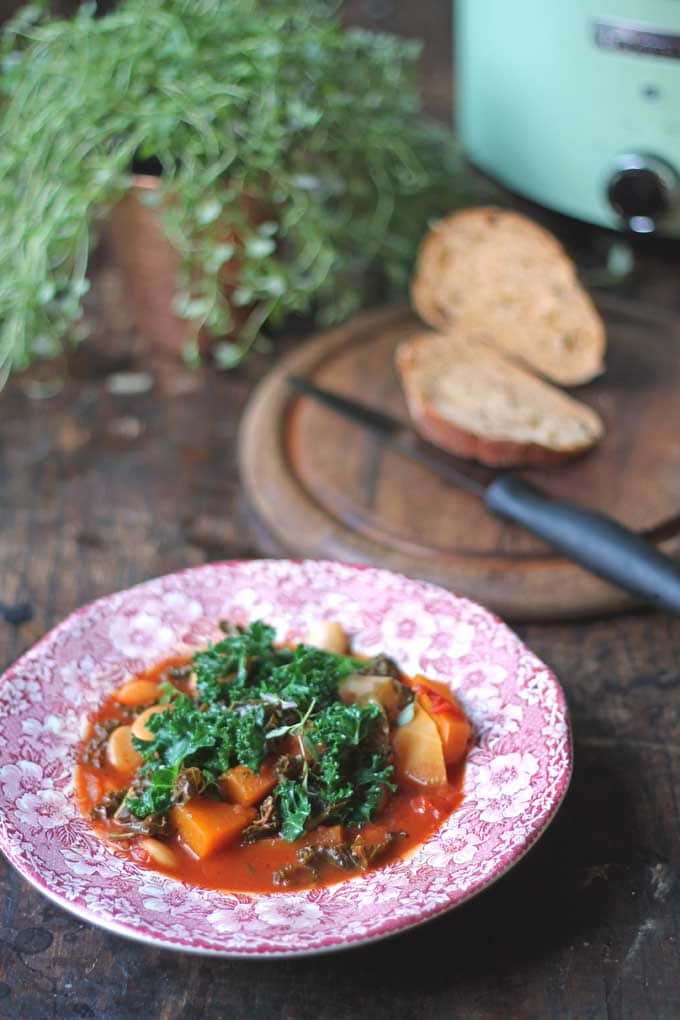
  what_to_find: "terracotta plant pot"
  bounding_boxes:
[109,175,256,359]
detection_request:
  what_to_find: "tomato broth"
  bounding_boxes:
[75,653,469,894]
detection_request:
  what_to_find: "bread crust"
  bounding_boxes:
[396,331,604,468]
[411,207,605,386]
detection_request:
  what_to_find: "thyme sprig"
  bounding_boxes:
[0,0,472,383]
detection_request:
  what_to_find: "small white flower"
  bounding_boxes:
[453,840,479,864]
[161,590,203,621]
[459,662,510,689]
[422,828,482,867]
[357,870,412,904]
[478,783,533,823]
[382,599,436,638]
[471,752,538,823]
[60,845,102,878]
[254,897,322,930]
[142,894,170,913]
[16,787,70,830]
[0,761,43,798]
[206,903,254,933]
[138,877,191,914]
[229,587,260,609]
[473,752,538,799]
[21,713,79,754]
[477,702,524,739]
[434,620,475,659]
[224,587,276,625]
[108,612,175,659]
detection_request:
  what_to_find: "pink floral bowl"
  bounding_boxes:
[0,560,571,957]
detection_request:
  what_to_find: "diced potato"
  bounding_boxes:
[432,710,472,766]
[306,621,348,654]
[170,798,256,858]
[139,837,178,870]
[338,674,400,718]
[218,763,277,807]
[131,704,170,742]
[392,703,447,787]
[112,679,160,707]
[107,725,143,775]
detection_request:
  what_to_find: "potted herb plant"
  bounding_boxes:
[0,0,467,381]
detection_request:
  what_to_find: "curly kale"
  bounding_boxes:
[309,702,395,828]
[125,691,240,817]
[192,620,286,703]
[192,622,362,710]
[117,621,398,841]
[275,701,396,842]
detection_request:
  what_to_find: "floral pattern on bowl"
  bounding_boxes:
[0,560,571,956]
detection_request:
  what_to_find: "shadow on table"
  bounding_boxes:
[293,736,637,968]
[164,734,649,1020]
[221,734,651,1020]
[347,740,627,959]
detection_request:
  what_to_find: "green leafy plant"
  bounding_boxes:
[123,621,396,840]
[0,0,468,384]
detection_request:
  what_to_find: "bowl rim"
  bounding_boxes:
[0,558,573,957]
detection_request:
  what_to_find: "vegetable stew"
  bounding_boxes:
[75,620,474,892]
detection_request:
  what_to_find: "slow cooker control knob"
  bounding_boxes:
[606,154,678,233]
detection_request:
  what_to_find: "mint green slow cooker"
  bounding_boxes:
[456,1,680,234]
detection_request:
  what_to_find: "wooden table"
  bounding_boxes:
[2,3,680,1018]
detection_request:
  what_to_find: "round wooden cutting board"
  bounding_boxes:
[239,304,680,620]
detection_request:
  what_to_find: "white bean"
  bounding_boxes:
[305,621,348,655]
[139,837,177,869]
[107,725,142,774]
[131,705,169,742]
[112,679,159,706]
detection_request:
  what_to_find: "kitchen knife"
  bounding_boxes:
[288,375,680,615]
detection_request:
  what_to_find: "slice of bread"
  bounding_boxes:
[396,331,604,467]
[411,207,605,386]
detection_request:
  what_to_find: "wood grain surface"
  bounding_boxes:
[1,259,679,1020]
[1,2,680,1019]
[239,300,680,620]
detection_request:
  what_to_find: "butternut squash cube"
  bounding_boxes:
[432,711,472,766]
[217,763,277,807]
[170,798,256,858]
[306,825,345,848]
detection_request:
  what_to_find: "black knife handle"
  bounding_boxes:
[486,475,680,614]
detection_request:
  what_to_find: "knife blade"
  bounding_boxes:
[288,375,680,615]
[289,374,490,497]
